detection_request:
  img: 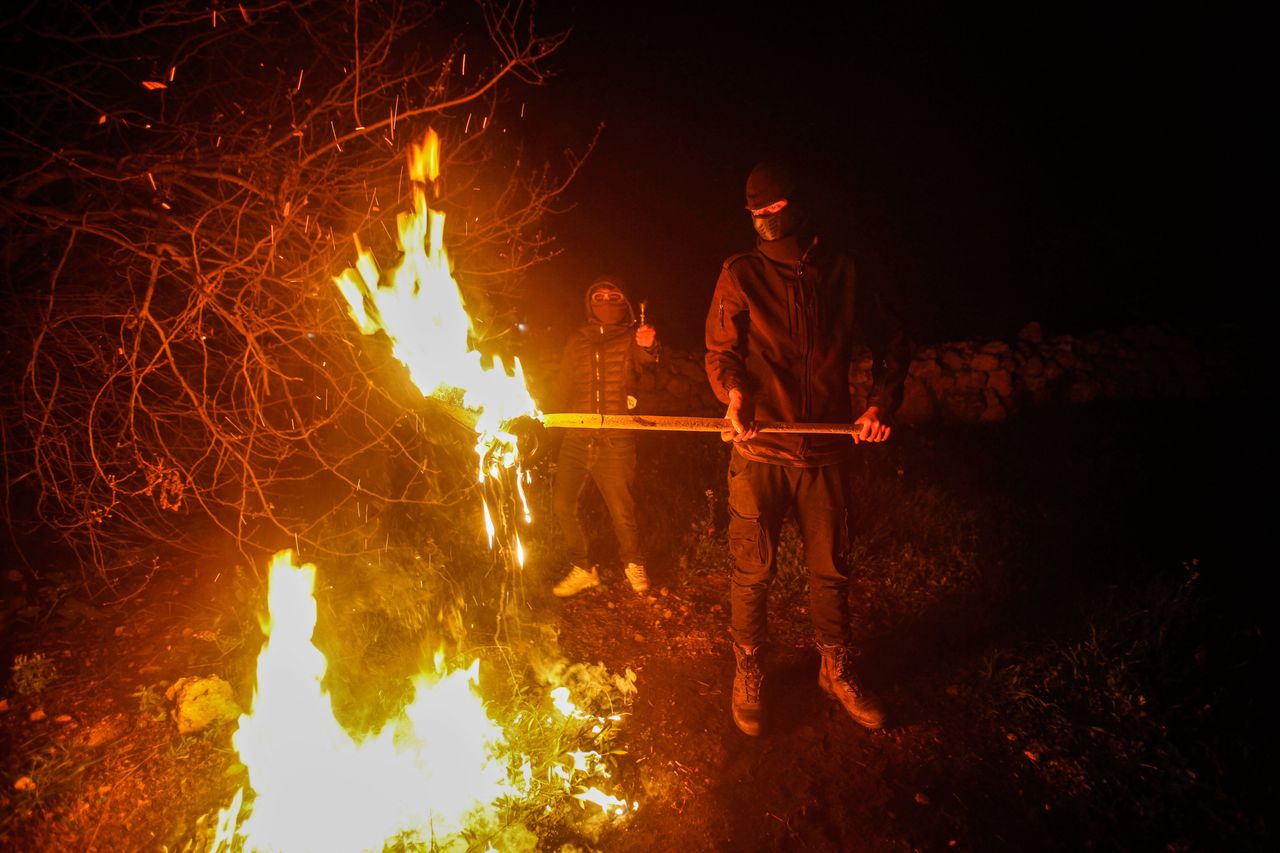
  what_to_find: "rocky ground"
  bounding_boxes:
[0,398,1268,852]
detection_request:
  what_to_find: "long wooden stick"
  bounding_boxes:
[538,412,862,434]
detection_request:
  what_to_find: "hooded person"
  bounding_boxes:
[704,158,910,735]
[549,275,660,597]
[745,159,810,245]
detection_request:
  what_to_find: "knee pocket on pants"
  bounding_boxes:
[728,511,768,568]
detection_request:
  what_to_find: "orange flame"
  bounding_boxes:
[333,129,537,558]
[212,552,635,851]
[211,133,634,851]
[214,552,515,851]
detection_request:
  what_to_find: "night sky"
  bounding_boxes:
[516,2,1255,352]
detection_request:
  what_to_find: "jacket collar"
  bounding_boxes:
[757,232,820,264]
[576,321,633,340]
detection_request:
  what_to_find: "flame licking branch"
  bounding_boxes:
[332,129,539,561]
[210,132,634,852]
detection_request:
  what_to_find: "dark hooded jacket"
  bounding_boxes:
[705,233,909,467]
[553,276,660,418]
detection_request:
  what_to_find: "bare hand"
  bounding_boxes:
[853,406,891,443]
[723,388,758,442]
[635,324,656,349]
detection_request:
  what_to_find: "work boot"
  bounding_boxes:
[731,642,765,736]
[624,562,650,594]
[816,642,886,730]
[552,565,600,597]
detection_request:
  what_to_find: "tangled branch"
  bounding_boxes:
[0,0,593,593]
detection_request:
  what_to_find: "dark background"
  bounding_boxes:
[516,1,1258,352]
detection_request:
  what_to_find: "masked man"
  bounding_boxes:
[705,160,909,735]
[550,276,660,597]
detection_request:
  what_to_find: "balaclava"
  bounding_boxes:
[585,276,632,326]
[746,160,806,242]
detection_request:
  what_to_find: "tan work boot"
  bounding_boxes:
[552,565,600,597]
[731,642,764,736]
[816,642,886,730]
[624,562,650,594]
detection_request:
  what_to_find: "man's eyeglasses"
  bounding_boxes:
[591,290,625,304]
[748,198,788,218]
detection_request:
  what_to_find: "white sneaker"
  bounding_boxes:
[553,565,600,597]
[624,562,650,594]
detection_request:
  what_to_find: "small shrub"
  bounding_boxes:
[11,652,57,695]
[975,560,1265,847]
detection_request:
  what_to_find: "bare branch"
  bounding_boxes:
[1,0,592,594]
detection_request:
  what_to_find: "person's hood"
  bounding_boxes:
[583,274,637,324]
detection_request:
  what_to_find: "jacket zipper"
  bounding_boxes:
[594,353,601,413]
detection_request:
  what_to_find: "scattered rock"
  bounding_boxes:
[83,713,132,748]
[1017,321,1043,343]
[29,708,46,722]
[165,675,241,735]
[915,792,931,805]
[14,776,35,792]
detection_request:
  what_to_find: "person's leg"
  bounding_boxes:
[725,450,788,735]
[796,460,886,728]
[591,433,642,565]
[551,433,599,596]
[592,433,649,593]
[552,433,593,567]
[727,451,788,648]
[793,461,852,647]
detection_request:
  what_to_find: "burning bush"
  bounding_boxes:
[0,1,594,599]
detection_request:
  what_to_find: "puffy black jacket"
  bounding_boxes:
[553,280,659,417]
[705,234,908,466]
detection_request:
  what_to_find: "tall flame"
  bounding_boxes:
[210,133,634,852]
[216,552,514,852]
[332,129,537,557]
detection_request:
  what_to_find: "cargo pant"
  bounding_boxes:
[726,448,852,648]
[553,431,642,567]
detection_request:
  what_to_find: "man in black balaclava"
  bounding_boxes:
[705,159,910,735]
[550,275,660,597]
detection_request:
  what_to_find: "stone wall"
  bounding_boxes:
[636,322,1248,425]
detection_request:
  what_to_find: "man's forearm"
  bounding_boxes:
[704,353,745,404]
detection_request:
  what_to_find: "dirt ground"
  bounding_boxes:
[545,582,1067,852]
[0,399,1267,852]
[0,553,1060,853]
